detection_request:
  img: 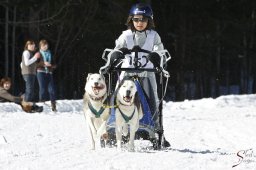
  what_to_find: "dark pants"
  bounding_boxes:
[37,72,56,102]
[22,74,36,102]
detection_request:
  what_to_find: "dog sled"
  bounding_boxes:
[99,46,171,150]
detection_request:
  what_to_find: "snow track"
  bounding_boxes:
[0,95,256,169]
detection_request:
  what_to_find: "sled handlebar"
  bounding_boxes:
[99,47,171,77]
[110,68,159,72]
[101,47,171,63]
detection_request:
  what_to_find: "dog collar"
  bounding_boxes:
[89,95,105,101]
[118,100,133,106]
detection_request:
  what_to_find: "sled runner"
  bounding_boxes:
[99,46,171,150]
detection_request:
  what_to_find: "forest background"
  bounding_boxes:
[0,0,256,101]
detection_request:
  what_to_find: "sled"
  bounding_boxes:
[99,46,171,150]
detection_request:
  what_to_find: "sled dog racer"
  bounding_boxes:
[110,3,170,147]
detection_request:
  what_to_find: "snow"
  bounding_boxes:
[0,94,256,170]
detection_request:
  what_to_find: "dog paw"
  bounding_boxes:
[116,147,122,152]
[116,141,122,150]
[102,133,108,140]
[89,147,95,150]
[128,146,135,152]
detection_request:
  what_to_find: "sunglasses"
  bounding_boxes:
[132,17,148,22]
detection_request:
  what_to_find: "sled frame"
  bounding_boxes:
[99,47,171,149]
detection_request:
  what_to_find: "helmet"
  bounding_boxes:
[129,3,153,19]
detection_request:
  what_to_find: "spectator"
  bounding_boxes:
[37,39,57,111]
[0,77,22,103]
[0,77,39,113]
[21,40,43,112]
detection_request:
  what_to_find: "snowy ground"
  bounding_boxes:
[0,94,256,170]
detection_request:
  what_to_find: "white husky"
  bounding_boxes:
[83,73,109,150]
[115,79,143,151]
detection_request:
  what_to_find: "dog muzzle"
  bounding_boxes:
[92,85,105,95]
[123,95,133,103]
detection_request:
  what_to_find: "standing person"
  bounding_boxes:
[21,40,43,113]
[109,3,170,147]
[37,39,57,111]
[0,77,37,112]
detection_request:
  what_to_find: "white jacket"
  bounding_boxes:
[115,29,164,68]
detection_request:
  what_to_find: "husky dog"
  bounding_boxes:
[115,79,143,151]
[83,73,109,150]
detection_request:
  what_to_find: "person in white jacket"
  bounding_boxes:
[109,3,170,147]
[21,40,43,113]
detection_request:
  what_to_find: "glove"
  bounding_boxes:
[109,51,124,67]
[148,52,161,68]
[119,48,130,55]
[131,45,141,52]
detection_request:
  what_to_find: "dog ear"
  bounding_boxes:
[87,73,92,82]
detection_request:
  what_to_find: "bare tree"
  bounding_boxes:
[4,0,9,76]
[11,6,16,93]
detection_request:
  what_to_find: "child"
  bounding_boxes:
[110,3,170,147]
[37,39,57,111]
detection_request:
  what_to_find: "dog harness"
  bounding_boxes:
[88,96,118,118]
[88,101,106,118]
[121,30,156,68]
[117,106,135,123]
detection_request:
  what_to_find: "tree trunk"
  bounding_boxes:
[29,7,39,40]
[176,7,186,101]
[5,0,9,76]
[249,9,255,93]
[250,9,256,92]
[215,20,221,97]
[241,32,248,93]
[11,6,17,94]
